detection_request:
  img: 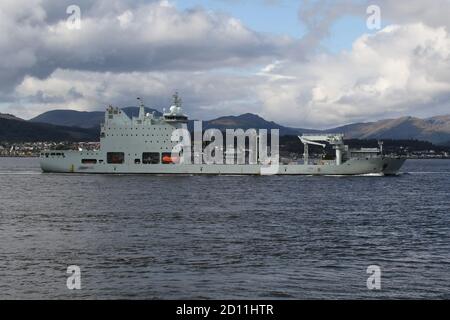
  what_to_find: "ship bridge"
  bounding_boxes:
[163,92,188,123]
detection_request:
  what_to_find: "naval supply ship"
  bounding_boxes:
[39,94,406,175]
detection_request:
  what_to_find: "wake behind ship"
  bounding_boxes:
[40,94,406,175]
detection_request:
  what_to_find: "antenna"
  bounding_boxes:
[137,97,145,108]
[173,91,182,107]
[378,140,384,156]
[137,97,145,119]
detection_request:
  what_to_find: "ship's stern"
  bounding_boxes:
[39,150,80,173]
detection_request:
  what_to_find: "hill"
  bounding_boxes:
[13,107,450,146]
[200,113,317,135]
[30,109,316,136]
[30,107,162,128]
[0,113,24,121]
[330,115,450,145]
[0,117,98,142]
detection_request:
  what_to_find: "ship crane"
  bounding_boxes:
[298,134,345,165]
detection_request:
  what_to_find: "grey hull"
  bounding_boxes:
[381,158,406,175]
[40,152,406,175]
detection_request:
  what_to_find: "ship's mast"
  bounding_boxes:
[137,97,145,119]
[173,91,182,108]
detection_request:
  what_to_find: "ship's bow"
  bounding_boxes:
[382,158,406,175]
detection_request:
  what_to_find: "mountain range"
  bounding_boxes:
[1,113,97,142]
[1,109,449,145]
[30,107,162,128]
[328,115,450,145]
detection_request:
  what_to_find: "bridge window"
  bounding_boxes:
[107,152,125,164]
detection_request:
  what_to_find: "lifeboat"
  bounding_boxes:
[162,155,179,164]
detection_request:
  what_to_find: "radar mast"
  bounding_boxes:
[173,91,182,108]
[137,97,145,119]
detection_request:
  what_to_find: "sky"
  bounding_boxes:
[1,0,450,128]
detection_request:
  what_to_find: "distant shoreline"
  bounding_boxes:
[1,156,449,160]
[0,155,39,158]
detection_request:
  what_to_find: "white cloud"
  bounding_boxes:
[0,0,292,92]
[256,23,450,127]
[376,0,450,29]
[9,23,450,128]
[11,68,263,119]
[2,0,450,129]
